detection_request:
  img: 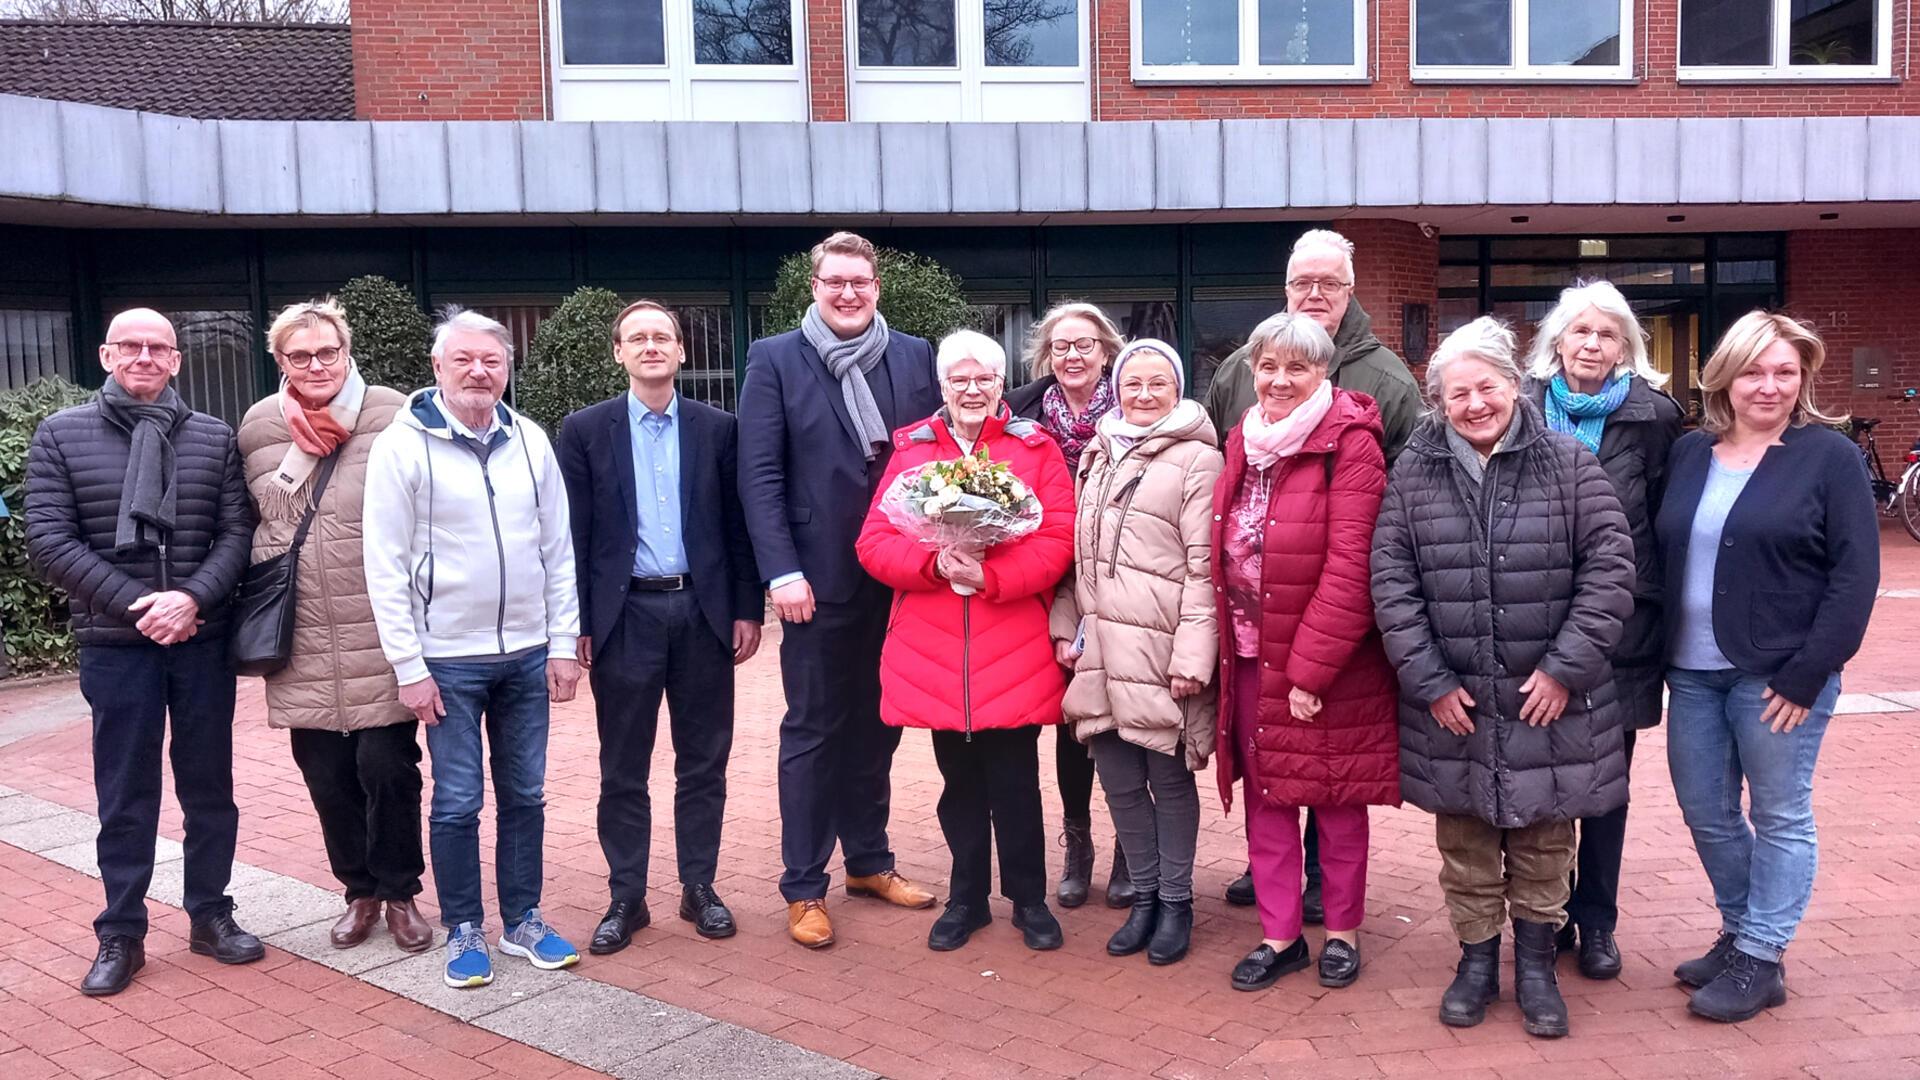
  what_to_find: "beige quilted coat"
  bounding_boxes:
[238,386,411,731]
[1052,401,1223,769]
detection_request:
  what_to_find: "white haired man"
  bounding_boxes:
[362,307,583,989]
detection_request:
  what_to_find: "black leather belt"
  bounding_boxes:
[631,574,687,592]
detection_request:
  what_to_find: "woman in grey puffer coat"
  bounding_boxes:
[1371,317,1634,1041]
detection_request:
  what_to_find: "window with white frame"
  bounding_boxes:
[849,0,1086,120]
[1679,0,1891,79]
[1411,0,1631,79]
[552,0,805,121]
[1131,0,1365,81]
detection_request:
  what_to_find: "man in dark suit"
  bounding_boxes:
[738,231,944,948]
[557,299,764,954]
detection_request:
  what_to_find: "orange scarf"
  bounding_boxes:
[283,383,352,457]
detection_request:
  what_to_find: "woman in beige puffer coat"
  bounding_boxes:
[237,299,430,953]
[1052,339,1223,966]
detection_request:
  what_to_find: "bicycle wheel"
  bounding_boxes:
[1901,466,1920,543]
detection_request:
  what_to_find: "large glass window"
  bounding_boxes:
[985,0,1079,66]
[1412,0,1629,78]
[858,0,960,65]
[559,0,796,67]
[1133,0,1364,79]
[0,309,74,391]
[562,0,667,65]
[1680,0,1889,76]
[171,310,257,428]
[694,0,795,64]
[856,0,1080,67]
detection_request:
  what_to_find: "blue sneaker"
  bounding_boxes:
[499,909,579,971]
[443,922,493,989]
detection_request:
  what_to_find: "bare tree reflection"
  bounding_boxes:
[693,0,793,64]
[859,0,956,66]
[984,0,1075,65]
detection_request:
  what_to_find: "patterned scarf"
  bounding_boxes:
[1039,377,1115,472]
[1543,372,1630,453]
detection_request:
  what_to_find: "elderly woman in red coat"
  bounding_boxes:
[1212,312,1400,992]
[856,329,1076,955]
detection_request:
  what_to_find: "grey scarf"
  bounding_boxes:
[98,378,190,555]
[802,303,892,461]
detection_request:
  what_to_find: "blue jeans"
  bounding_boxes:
[1665,667,1839,963]
[424,651,550,930]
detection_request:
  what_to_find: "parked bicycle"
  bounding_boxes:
[1848,392,1920,543]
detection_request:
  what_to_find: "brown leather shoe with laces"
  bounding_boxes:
[845,870,937,909]
[787,899,834,948]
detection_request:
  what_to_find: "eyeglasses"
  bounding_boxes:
[1285,278,1353,296]
[621,332,678,348]
[1119,378,1177,396]
[814,276,878,295]
[1048,337,1100,357]
[108,340,180,361]
[945,374,1001,393]
[279,347,345,369]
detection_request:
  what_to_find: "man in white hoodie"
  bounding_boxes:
[363,307,583,990]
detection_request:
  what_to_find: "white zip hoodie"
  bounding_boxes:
[362,389,579,686]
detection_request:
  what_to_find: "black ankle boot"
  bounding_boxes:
[1689,950,1787,1023]
[1577,927,1621,980]
[1104,842,1134,909]
[1675,931,1739,988]
[1106,895,1157,956]
[1438,935,1501,1027]
[1512,920,1570,1038]
[1057,818,1094,910]
[1146,897,1192,966]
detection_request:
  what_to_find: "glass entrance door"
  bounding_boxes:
[1633,298,1702,421]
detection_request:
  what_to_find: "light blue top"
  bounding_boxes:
[1671,456,1755,671]
[628,390,689,578]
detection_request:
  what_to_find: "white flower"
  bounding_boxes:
[1007,478,1029,500]
[921,496,946,515]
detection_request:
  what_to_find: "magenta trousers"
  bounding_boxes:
[1235,660,1371,940]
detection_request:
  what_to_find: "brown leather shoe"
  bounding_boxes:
[845,870,937,910]
[384,899,434,953]
[787,900,835,949]
[330,898,380,949]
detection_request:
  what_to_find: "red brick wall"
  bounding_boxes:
[1344,218,1439,383]
[352,0,547,120]
[1094,0,1920,119]
[806,0,849,120]
[1785,229,1920,458]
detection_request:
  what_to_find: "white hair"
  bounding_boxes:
[1244,311,1335,371]
[1426,316,1521,399]
[1287,228,1357,283]
[431,306,514,362]
[936,329,1006,381]
[1524,279,1669,388]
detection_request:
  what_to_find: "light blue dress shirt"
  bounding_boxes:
[629,391,690,578]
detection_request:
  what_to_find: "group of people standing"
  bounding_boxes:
[23,226,1876,1041]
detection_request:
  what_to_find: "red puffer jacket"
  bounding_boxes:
[856,408,1075,734]
[1211,388,1401,811]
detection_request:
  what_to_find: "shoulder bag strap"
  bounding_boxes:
[287,452,343,556]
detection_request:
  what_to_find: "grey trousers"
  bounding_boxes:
[1090,732,1199,902]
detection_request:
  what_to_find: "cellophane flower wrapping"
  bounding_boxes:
[878,444,1043,557]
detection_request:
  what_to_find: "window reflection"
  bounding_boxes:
[1681,0,1772,65]
[1415,0,1511,66]
[1255,0,1354,65]
[1528,0,1619,65]
[562,0,666,65]
[1140,0,1238,65]
[859,0,959,66]
[694,0,794,64]
[985,0,1078,65]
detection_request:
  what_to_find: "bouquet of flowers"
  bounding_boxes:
[879,445,1043,595]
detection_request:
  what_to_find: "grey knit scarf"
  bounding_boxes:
[802,303,892,461]
[98,377,190,555]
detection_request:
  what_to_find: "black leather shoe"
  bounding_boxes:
[188,911,264,965]
[927,903,992,951]
[1675,932,1739,988]
[1106,895,1158,956]
[679,885,736,940]
[1301,874,1324,926]
[1439,936,1501,1027]
[1576,927,1622,980]
[1231,939,1310,991]
[1146,897,1191,966]
[81,935,144,996]
[1689,950,1787,1023]
[1011,903,1063,951]
[590,898,650,955]
[1556,922,1577,954]
[1513,920,1570,1038]
[1319,938,1361,988]
[1224,869,1256,907]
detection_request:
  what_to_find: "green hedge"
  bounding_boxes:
[514,286,628,434]
[0,377,95,674]
[764,248,973,343]
[339,274,434,394]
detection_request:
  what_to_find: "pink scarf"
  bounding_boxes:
[1240,379,1333,471]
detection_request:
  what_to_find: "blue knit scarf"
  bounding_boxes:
[1543,372,1630,453]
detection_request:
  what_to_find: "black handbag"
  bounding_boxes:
[231,453,341,677]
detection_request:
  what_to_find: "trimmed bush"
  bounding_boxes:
[515,286,627,433]
[765,248,973,344]
[339,274,433,394]
[0,376,95,674]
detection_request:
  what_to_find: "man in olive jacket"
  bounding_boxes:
[24,308,260,997]
[1203,230,1422,465]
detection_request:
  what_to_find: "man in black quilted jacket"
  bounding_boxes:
[25,308,259,997]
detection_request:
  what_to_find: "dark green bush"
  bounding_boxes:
[765,248,974,343]
[514,286,627,433]
[0,377,95,674]
[339,275,433,394]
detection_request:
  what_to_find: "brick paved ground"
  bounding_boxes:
[2,526,1919,1078]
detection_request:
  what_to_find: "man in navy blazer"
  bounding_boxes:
[557,300,764,955]
[738,231,944,948]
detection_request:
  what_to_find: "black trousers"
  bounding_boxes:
[1055,725,1095,823]
[777,579,900,901]
[591,588,735,899]
[287,722,425,902]
[78,638,238,940]
[931,726,1047,909]
[1568,729,1638,932]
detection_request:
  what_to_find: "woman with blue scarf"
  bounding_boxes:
[1523,280,1684,982]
